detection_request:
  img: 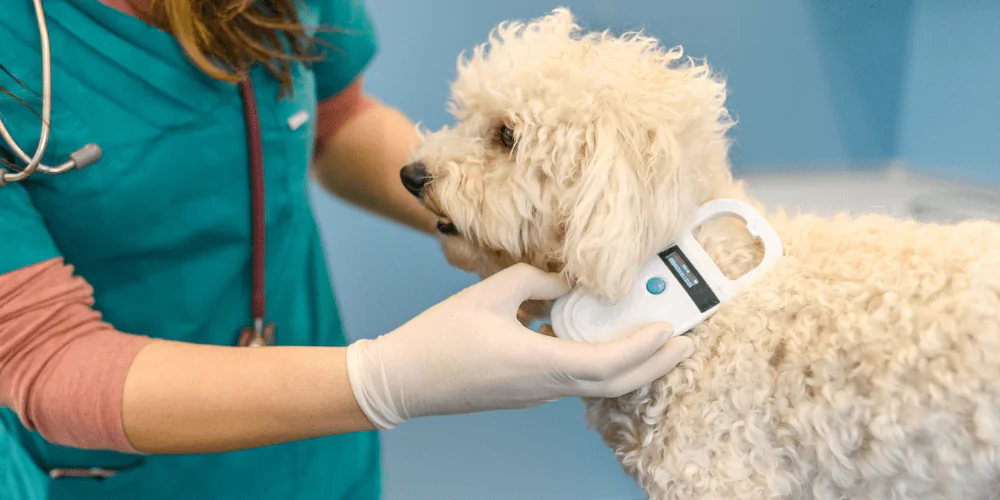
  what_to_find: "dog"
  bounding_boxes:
[400,8,1000,499]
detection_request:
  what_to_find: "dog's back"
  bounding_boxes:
[588,212,1000,500]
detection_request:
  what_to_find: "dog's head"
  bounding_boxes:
[403,8,739,302]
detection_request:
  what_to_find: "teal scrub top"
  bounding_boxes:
[0,1,381,498]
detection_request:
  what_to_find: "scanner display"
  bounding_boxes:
[658,246,721,313]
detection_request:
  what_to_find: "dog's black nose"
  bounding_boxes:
[400,162,429,197]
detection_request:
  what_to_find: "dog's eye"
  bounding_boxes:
[499,125,516,149]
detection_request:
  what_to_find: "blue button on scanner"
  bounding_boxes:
[646,277,666,295]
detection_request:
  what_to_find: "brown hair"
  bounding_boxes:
[130,0,333,95]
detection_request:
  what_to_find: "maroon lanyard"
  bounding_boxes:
[236,74,275,347]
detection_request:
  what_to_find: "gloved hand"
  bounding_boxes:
[345,263,695,430]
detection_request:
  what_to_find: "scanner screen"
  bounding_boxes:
[658,246,721,313]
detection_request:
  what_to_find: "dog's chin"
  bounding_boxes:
[438,235,560,325]
[438,237,492,276]
[439,236,530,279]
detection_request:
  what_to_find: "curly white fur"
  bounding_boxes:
[408,8,1000,499]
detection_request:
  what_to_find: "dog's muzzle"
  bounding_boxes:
[400,162,458,236]
[400,162,428,197]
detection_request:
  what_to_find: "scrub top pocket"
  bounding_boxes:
[275,62,320,201]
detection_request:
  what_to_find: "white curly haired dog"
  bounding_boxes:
[400,8,1000,499]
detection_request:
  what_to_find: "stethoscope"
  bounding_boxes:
[1,0,276,348]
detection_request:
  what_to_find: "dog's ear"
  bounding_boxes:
[556,49,739,303]
[558,119,676,303]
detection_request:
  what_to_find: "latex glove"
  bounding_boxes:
[345,263,695,430]
[436,235,553,326]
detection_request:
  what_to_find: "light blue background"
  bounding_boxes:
[311,1,999,498]
[898,0,1000,185]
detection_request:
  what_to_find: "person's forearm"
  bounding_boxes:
[122,340,375,455]
[312,100,437,234]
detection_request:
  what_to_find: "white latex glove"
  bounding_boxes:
[346,263,695,430]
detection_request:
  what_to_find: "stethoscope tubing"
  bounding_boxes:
[238,77,268,328]
[1,0,103,186]
[0,0,53,182]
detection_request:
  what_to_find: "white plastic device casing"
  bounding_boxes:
[549,199,783,344]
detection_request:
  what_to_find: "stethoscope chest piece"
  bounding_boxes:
[238,321,276,347]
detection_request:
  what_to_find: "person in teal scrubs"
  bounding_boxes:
[0,1,694,499]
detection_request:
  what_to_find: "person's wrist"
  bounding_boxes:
[345,337,404,430]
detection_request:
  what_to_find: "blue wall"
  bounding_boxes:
[357,0,914,172]
[804,0,915,167]
[312,2,996,498]
[898,0,1000,187]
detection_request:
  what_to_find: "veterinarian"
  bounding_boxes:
[0,1,694,499]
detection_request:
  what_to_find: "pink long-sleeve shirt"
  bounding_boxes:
[0,0,377,453]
